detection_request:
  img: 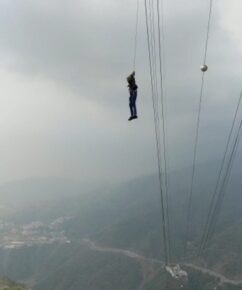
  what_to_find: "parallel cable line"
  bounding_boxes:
[201,119,242,251]
[156,0,172,262]
[149,0,159,114]
[184,0,214,256]
[198,91,242,255]
[147,0,161,142]
[144,0,169,267]
[147,0,163,167]
[150,0,171,264]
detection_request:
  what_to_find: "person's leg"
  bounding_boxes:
[129,97,133,116]
[129,91,135,116]
[133,90,137,116]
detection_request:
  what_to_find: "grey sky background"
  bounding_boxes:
[0,0,241,186]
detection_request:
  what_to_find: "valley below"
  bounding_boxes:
[0,171,242,290]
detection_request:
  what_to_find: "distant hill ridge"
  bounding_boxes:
[0,278,30,290]
[0,160,241,289]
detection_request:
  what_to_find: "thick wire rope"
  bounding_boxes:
[184,0,214,256]
[146,0,167,245]
[200,119,242,252]
[156,0,167,193]
[147,0,161,145]
[148,0,171,264]
[149,0,160,114]
[147,0,164,175]
[203,0,214,65]
[201,121,242,251]
[198,91,242,255]
[133,0,140,71]
[149,0,165,187]
[185,73,205,253]
[208,120,242,237]
[156,0,172,262]
[145,0,169,266]
[149,0,166,180]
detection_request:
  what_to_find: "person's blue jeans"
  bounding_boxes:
[129,89,137,116]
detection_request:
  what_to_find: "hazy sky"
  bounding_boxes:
[0,0,241,185]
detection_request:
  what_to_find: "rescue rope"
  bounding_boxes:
[133,0,140,71]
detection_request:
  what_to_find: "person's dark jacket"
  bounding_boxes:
[127,74,138,90]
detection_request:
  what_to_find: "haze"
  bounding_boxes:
[0,0,241,187]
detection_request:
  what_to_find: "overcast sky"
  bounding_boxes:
[0,0,241,186]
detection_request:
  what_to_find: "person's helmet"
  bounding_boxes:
[200,64,208,72]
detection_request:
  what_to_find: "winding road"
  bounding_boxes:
[82,239,242,287]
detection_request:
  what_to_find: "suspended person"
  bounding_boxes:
[127,71,138,121]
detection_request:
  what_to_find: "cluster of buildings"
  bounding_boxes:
[0,217,71,249]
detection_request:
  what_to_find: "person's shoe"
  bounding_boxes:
[133,115,138,119]
[128,116,134,121]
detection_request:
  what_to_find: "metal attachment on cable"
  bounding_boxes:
[200,64,208,72]
[166,264,188,279]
